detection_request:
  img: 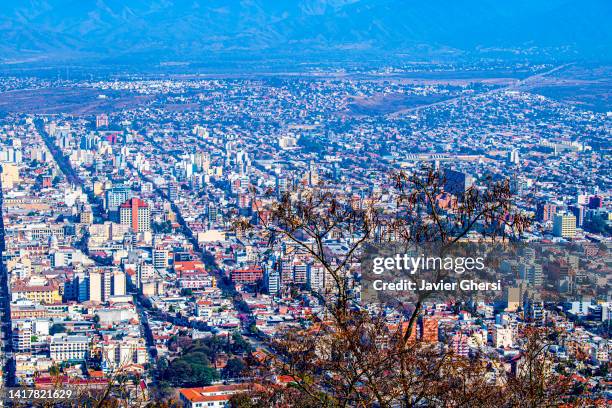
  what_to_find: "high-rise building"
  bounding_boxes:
[281,259,293,285]
[89,270,103,303]
[443,169,473,197]
[553,214,576,238]
[238,193,251,210]
[153,249,169,269]
[307,160,319,186]
[524,298,545,323]
[105,186,130,212]
[569,204,585,227]
[307,264,325,291]
[276,175,289,197]
[420,316,439,343]
[529,263,543,287]
[588,195,603,209]
[1,147,23,163]
[12,322,32,352]
[96,114,109,128]
[507,149,520,165]
[137,263,155,289]
[492,325,513,348]
[293,261,308,284]
[505,285,524,312]
[112,270,126,297]
[265,269,280,296]
[89,269,126,302]
[80,205,93,225]
[167,182,179,201]
[236,150,251,174]
[278,135,297,149]
[80,134,98,150]
[194,151,211,172]
[536,202,557,222]
[452,333,469,357]
[119,198,151,233]
[64,271,91,302]
[0,163,20,189]
[207,202,218,224]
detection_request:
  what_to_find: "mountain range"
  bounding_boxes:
[1,0,610,65]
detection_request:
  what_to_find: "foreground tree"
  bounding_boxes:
[229,168,562,407]
[503,327,573,408]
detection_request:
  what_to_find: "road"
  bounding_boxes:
[35,118,229,376]
[34,119,84,186]
[134,295,157,390]
[0,176,14,387]
[34,119,105,220]
[125,137,256,334]
[32,120,160,385]
[387,63,573,118]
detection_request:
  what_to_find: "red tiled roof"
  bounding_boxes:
[175,261,205,271]
[119,198,148,208]
[179,384,251,402]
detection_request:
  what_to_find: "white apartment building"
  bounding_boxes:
[50,334,90,362]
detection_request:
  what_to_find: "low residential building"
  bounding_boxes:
[50,334,90,362]
[179,384,252,408]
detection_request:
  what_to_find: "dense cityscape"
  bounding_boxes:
[0,60,608,407]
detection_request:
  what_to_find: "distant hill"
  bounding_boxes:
[1,0,610,64]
